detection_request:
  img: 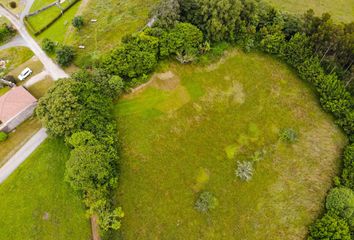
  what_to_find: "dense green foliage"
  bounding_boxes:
[37,70,124,235]
[342,144,354,189]
[72,16,84,30]
[0,131,8,142]
[308,213,351,240]
[0,24,15,44]
[41,38,56,54]
[56,45,75,67]
[326,187,354,230]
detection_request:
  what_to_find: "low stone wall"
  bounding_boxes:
[0,102,37,133]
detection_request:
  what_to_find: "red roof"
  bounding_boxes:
[0,86,37,123]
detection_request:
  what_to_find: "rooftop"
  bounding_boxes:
[0,86,37,124]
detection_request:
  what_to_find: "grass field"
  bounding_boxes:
[30,0,55,12]
[27,76,54,98]
[114,50,346,239]
[0,47,34,75]
[63,0,157,67]
[0,117,41,167]
[267,0,354,22]
[0,138,92,240]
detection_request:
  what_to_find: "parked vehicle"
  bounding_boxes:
[18,67,32,81]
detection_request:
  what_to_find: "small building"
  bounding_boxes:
[0,86,37,133]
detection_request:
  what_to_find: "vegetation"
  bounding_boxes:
[279,128,298,143]
[235,161,254,181]
[37,70,125,236]
[0,117,41,167]
[0,131,8,142]
[41,38,56,54]
[114,53,346,238]
[0,139,91,240]
[56,45,75,67]
[308,213,351,240]
[0,47,34,76]
[72,16,84,30]
[194,191,218,213]
[0,24,15,44]
[265,0,354,22]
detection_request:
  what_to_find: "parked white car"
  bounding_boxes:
[18,67,32,81]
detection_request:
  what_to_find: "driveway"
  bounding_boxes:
[0,1,68,185]
[0,34,28,51]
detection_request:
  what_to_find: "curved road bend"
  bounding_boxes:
[0,5,68,80]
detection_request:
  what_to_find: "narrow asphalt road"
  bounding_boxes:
[0,5,68,80]
[0,1,69,185]
[0,34,28,50]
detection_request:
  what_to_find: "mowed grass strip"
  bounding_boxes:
[27,5,62,33]
[266,0,354,22]
[0,138,91,240]
[114,50,346,239]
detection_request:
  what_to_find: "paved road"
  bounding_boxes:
[0,5,68,80]
[0,34,28,51]
[0,128,48,184]
[0,1,68,185]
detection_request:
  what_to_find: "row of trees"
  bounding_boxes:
[152,0,354,94]
[0,24,15,45]
[36,70,124,237]
[149,0,354,238]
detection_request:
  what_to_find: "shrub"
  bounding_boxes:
[72,16,84,30]
[0,132,8,142]
[308,213,351,240]
[342,144,354,190]
[42,38,56,54]
[4,75,16,84]
[326,187,354,228]
[235,161,254,181]
[279,128,298,143]
[9,1,16,8]
[195,191,218,213]
[56,45,75,67]
[159,22,204,61]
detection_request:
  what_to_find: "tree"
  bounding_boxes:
[103,32,159,79]
[56,45,75,67]
[151,0,180,28]
[159,22,203,61]
[195,191,218,213]
[308,213,351,240]
[41,38,56,54]
[36,79,84,137]
[180,0,243,42]
[342,144,354,190]
[72,16,84,30]
[0,132,8,142]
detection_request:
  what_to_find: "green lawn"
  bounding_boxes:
[266,0,354,22]
[27,76,54,99]
[0,138,92,240]
[63,0,157,67]
[114,50,346,239]
[0,47,34,76]
[27,5,62,32]
[34,1,80,43]
[30,0,56,12]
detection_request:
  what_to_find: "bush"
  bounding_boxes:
[56,45,75,67]
[72,16,84,30]
[4,75,16,84]
[235,161,254,181]
[326,187,354,228]
[342,144,354,190]
[195,191,218,213]
[308,213,351,240]
[279,128,298,143]
[9,1,16,8]
[42,38,56,54]
[0,132,8,142]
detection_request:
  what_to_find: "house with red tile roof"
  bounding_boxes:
[0,86,37,133]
